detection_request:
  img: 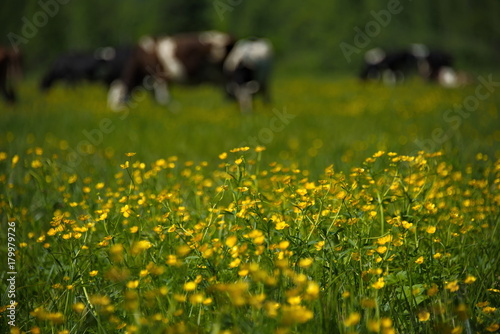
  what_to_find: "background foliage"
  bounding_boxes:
[1,0,499,76]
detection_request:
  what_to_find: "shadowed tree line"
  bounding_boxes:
[1,0,499,76]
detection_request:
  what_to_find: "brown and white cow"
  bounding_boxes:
[0,46,22,104]
[108,31,236,110]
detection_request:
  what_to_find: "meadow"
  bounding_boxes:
[0,73,499,334]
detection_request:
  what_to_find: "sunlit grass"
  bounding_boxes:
[0,75,499,333]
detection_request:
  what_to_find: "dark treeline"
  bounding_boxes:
[1,0,499,76]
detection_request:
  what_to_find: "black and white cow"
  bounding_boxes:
[108,31,236,110]
[360,44,461,87]
[0,46,22,103]
[359,47,418,84]
[223,37,273,112]
[410,44,460,87]
[40,46,134,91]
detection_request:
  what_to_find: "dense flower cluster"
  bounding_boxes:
[0,147,499,334]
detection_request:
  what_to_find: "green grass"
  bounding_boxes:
[0,75,499,334]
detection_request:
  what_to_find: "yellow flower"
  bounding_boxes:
[402,221,413,229]
[415,256,424,264]
[372,277,385,289]
[72,302,85,313]
[305,282,320,299]
[427,284,439,296]
[281,305,313,325]
[314,241,325,251]
[426,226,437,234]
[173,294,186,303]
[109,244,124,263]
[464,275,476,284]
[380,317,393,328]
[298,258,314,268]
[131,240,152,255]
[31,159,43,168]
[11,154,19,166]
[120,204,132,218]
[482,306,497,314]
[486,323,499,332]
[264,301,280,317]
[183,281,197,291]
[376,246,388,254]
[125,152,136,157]
[126,280,139,289]
[418,310,430,321]
[230,146,250,153]
[229,258,241,268]
[296,188,307,196]
[255,146,266,152]
[189,293,204,304]
[89,270,98,277]
[377,235,393,245]
[166,255,179,266]
[218,152,227,159]
[445,280,459,292]
[287,295,302,305]
[275,220,289,230]
[177,245,191,257]
[344,312,361,327]
[278,240,290,249]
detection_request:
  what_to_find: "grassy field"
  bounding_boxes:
[0,74,499,334]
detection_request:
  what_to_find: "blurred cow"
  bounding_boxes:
[107,31,236,110]
[359,48,418,84]
[224,37,273,112]
[0,46,22,103]
[360,44,463,87]
[40,46,133,91]
[410,44,461,87]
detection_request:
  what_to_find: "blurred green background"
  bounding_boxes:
[1,0,499,76]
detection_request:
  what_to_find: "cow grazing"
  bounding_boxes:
[40,46,133,91]
[223,37,273,113]
[94,46,135,87]
[359,48,418,84]
[0,46,22,103]
[409,44,460,87]
[360,44,462,87]
[107,31,236,110]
